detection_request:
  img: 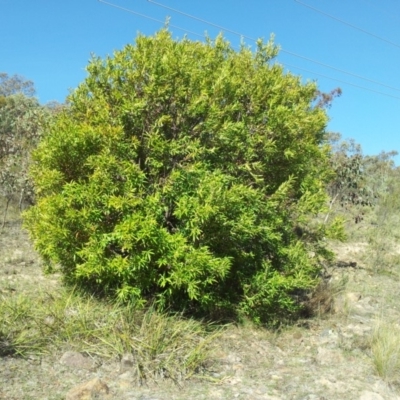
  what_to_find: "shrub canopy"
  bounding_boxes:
[25,30,333,323]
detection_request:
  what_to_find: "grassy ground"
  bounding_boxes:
[2,196,400,399]
[0,199,222,384]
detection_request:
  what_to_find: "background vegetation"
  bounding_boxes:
[0,73,63,228]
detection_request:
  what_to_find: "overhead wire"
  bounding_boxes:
[97,0,204,38]
[284,63,400,100]
[147,0,248,39]
[146,0,400,94]
[278,50,400,94]
[97,0,400,100]
[358,0,400,24]
[294,0,400,49]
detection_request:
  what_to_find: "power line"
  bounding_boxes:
[147,0,248,39]
[97,0,204,38]
[359,0,400,23]
[284,63,400,100]
[280,50,400,93]
[97,0,400,99]
[147,0,400,93]
[294,0,400,49]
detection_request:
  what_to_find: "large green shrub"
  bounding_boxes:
[24,30,334,322]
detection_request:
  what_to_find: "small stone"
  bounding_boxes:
[65,378,110,400]
[60,351,94,370]
[320,329,333,337]
[318,329,339,346]
[120,352,135,373]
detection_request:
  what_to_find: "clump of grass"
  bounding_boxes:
[128,308,220,382]
[0,294,49,356]
[364,226,400,274]
[370,321,400,382]
[0,289,222,383]
[301,275,347,319]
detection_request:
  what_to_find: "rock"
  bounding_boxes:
[318,329,340,346]
[65,378,110,400]
[120,352,135,373]
[60,351,94,370]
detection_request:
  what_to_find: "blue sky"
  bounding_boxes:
[1,0,399,162]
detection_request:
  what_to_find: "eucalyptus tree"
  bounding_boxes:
[0,74,53,227]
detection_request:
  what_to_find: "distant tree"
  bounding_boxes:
[0,72,36,97]
[25,30,340,323]
[324,134,372,223]
[324,133,398,225]
[363,150,398,197]
[0,74,58,228]
[314,87,342,109]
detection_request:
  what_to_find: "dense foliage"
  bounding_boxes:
[24,30,336,323]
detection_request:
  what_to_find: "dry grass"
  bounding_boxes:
[0,199,223,384]
[302,274,347,321]
[370,321,400,383]
[3,194,400,392]
[0,288,222,383]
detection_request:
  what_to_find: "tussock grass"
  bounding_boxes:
[0,289,221,382]
[0,294,49,356]
[301,275,347,321]
[370,321,400,382]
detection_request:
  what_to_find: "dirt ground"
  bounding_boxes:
[1,214,400,399]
